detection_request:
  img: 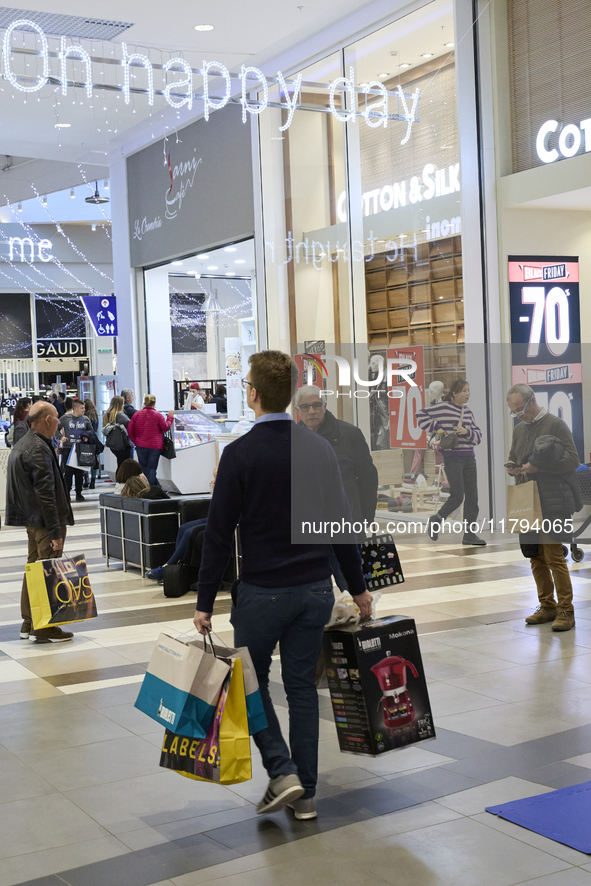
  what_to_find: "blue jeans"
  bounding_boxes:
[231,579,334,799]
[168,518,207,566]
[136,446,161,486]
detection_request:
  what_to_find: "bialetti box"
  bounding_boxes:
[323,615,435,756]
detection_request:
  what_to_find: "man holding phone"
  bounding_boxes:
[505,384,580,632]
[5,401,75,644]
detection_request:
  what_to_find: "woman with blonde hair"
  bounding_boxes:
[128,394,174,486]
[103,395,131,468]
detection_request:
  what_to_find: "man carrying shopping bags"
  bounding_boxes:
[6,401,75,643]
[194,351,372,821]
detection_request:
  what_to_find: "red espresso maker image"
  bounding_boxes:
[370,654,419,729]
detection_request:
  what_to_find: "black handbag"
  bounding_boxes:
[162,563,195,598]
[76,442,96,467]
[161,433,176,460]
[438,405,464,451]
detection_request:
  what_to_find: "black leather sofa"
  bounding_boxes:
[99,493,211,575]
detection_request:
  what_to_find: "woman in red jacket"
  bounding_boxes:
[127,395,174,486]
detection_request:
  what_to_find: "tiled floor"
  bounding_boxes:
[2,482,591,885]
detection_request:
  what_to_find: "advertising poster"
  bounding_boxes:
[387,345,427,449]
[508,256,583,459]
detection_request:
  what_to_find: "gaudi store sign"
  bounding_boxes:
[509,255,583,459]
[2,19,420,136]
[535,118,591,163]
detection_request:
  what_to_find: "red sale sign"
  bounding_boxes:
[387,346,427,449]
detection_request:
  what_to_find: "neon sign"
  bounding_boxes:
[2,19,420,136]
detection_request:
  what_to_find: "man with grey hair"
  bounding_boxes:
[506,383,580,632]
[6,401,75,643]
[121,389,136,420]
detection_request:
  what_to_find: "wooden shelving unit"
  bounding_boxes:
[365,234,465,388]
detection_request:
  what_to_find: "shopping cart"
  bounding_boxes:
[567,469,591,562]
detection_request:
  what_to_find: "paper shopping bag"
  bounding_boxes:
[135,633,230,738]
[507,481,543,532]
[26,554,97,630]
[160,658,252,785]
[66,445,91,473]
[360,534,405,589]
[192,637,267,735]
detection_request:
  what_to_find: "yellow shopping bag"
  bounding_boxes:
[159,658,252,785]
[26,554,97,630]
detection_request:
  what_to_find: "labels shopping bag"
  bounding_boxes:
[134,633,230,738]
[195,636,267,735]
[26,554,97,630]
[160,658,252,785]
[66,445,91,473]
[507,481,543,532]
[360,534,405,590]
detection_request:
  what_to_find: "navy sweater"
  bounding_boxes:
[197,418,366,612]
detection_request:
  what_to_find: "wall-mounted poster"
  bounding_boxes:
[387,345,427,449]
[508,256,583,459]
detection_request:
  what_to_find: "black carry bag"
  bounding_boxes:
[162,563,197,598]
[76,442,97,467]
[161,432,176,460]
[360,533,405,590]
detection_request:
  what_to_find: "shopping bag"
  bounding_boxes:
[134,632,230,738]
[195,635,267,735]
[160,658,252,785]
[360,534,405,590]
[507,481,543,532]
[66,445,91,473]
[76,442,96,467]
[26,553,97,630]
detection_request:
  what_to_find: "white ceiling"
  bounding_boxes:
[166,238,255,280]
[518,187,591,212]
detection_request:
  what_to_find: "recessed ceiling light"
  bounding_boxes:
[54,122,71,128]
[226,271,235,276]
[421,53,433,58]
[207,265,218,270]
[194,24,214,31]
[378,72,390,78]
[399,62,411,68]
[172,261,183,265]
[358,82,369,88]
[196,253,209,259]
[444,42,455,48]
[224,246,237,252]
[235,259,246,264]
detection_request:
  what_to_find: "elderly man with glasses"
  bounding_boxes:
[506,383,581,632]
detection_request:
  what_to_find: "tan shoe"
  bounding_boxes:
[552,611,575,632]
[525,607,557,625]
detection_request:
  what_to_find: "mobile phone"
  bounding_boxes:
[504,462,522,469]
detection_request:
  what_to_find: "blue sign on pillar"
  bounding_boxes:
[81,296,118,336]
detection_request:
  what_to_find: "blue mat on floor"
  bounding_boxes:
[486,780,591,853]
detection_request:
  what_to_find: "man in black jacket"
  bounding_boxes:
[194,352,371,822]
[6,401,75,644]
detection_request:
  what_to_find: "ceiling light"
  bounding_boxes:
[421,53,433,58]
[91,223,97,231]
[17,203,21,212]
[271,136,284,140]
[378,72,390,78]
[196,253,209,260]
[42,195,47,206]
[104,180,109,190]
[226,271,235,276]
[235,259,246,264]
[399,63,411,68]
[172,261,183,265]
[203,293,221,312]
[445,42,455,48]
[194,24,214,31]
[54,122,71,128]
[358,82,369,88]
[85,181,109,205]
[224,246,237,252]
[207,265,218,270]
[70,188,75,199]
[195,273,201,279]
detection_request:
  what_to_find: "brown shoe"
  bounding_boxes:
[552,611,575,632]
[525,607,557,625]
[29,627,74,644]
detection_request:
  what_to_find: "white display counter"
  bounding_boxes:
[157,411,220,495]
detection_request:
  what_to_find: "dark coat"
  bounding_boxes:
[528,434,582,521]
[5,429,74,539]
[317,410,378,523]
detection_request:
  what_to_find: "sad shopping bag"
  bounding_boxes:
[160,658,252,785]
[135,633,231,738]
[26,554,97,631]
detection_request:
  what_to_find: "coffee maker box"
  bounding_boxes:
[323,615,435,756]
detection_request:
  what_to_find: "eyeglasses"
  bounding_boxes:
[242,378,253,390]
[509,396,532,418]
[298,402,325,413]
